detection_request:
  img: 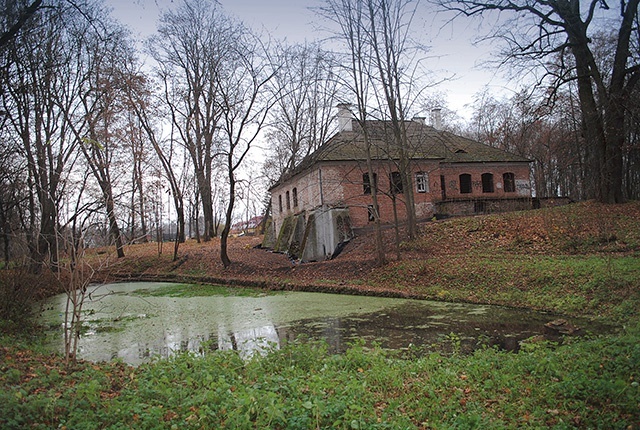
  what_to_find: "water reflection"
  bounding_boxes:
[38,282,610,365]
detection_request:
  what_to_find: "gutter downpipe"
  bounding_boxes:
[319,167,324,206]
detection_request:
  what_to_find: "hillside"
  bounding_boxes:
[97,201,640,321]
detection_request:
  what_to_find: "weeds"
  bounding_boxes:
[2,324,639,429]
[0,265,55,335]
[132,283,273,298]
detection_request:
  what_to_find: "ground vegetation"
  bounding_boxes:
[1,201,639,428]
[97,201,640,320]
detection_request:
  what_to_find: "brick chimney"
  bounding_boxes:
[336,103,353,132]
[430,108,442,130]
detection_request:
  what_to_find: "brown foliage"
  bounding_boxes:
[81,201,640,303]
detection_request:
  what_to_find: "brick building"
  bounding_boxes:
[267,107,532,260]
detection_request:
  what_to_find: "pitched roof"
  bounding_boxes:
[270,119,530,189]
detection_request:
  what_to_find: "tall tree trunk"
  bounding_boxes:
[103,186,125,258]
[220,165,234,268]
[195,169,214,241]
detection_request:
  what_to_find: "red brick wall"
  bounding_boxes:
[438,163,532,200]
[270,160,532,233]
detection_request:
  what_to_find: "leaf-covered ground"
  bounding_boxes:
[2,201,639,429]
[95,201,640,320]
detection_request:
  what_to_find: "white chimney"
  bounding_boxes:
[336,103,353,132]
[430,108,442,130]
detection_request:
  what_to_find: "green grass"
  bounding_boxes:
[1,323,639,429]
[132,283,275,298]
[372,253,640,320]
[2,202,640,428]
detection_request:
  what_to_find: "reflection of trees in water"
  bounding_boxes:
[286,304,558,355]
[135,325,288,360]
[64,296,611,365]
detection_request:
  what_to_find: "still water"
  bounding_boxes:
[39,282,600,366]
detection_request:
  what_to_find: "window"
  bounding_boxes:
[415,172,429,193]
[292,187,298,207]
[286,191,291,210]
[459,174,472,194]
[390,171,403,194]
[363,173,378,194]
[367,205,378,222]
[503,172,515,193]
[482,173,494,193]
[278,195,283,213]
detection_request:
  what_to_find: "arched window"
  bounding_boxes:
[278,195,283,213]
[286,191,291,210]
[292,187,298,207]
[482,173,494,193]
[503,172,515,192]
[459,173,472,194]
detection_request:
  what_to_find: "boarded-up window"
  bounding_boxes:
[292,187,298,207]
[363,173,378,194]
[482,173,494,193]
[416,172,429,193]
[459,174,472,194]
[503,172,515,192]
[390,171,403,194]
[286,191,291,210]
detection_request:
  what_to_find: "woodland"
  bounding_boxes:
[1,0,639,272]
[1,2,640,426]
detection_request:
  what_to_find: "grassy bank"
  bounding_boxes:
[2,325,639,429]
[370,201,640,321]
[1,201,639,428]
[93,201,640,322]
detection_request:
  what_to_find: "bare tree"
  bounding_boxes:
[321,0,429,245]
[149,0,237,242]
[625,83,640,199]
[121,108,150,243]
[66,19,133,259]
[57,172,95,365]
[467,87,588,200]
[0,133,28,267]
[123,70,186,261]
[319,0,387,265]
[0,0,43,48]
[1,1,93,267]
[436,0,640,203]
[217,32,278,268]
[366,0,426,240]
[263,42,340,183]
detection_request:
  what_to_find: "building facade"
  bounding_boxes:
[267,109,532,258]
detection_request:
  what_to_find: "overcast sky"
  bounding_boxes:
[107,0,514,120]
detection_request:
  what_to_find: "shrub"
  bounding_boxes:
[0,265,53,334]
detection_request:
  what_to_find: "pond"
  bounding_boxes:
[38,282,610,366]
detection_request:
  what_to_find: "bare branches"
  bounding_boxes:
[216,30,278,268]
[435,0,639,202]
[0,0,43,48]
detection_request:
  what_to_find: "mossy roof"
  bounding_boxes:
[271,120,530,189]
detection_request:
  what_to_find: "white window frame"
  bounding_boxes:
[416,172,429,193]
